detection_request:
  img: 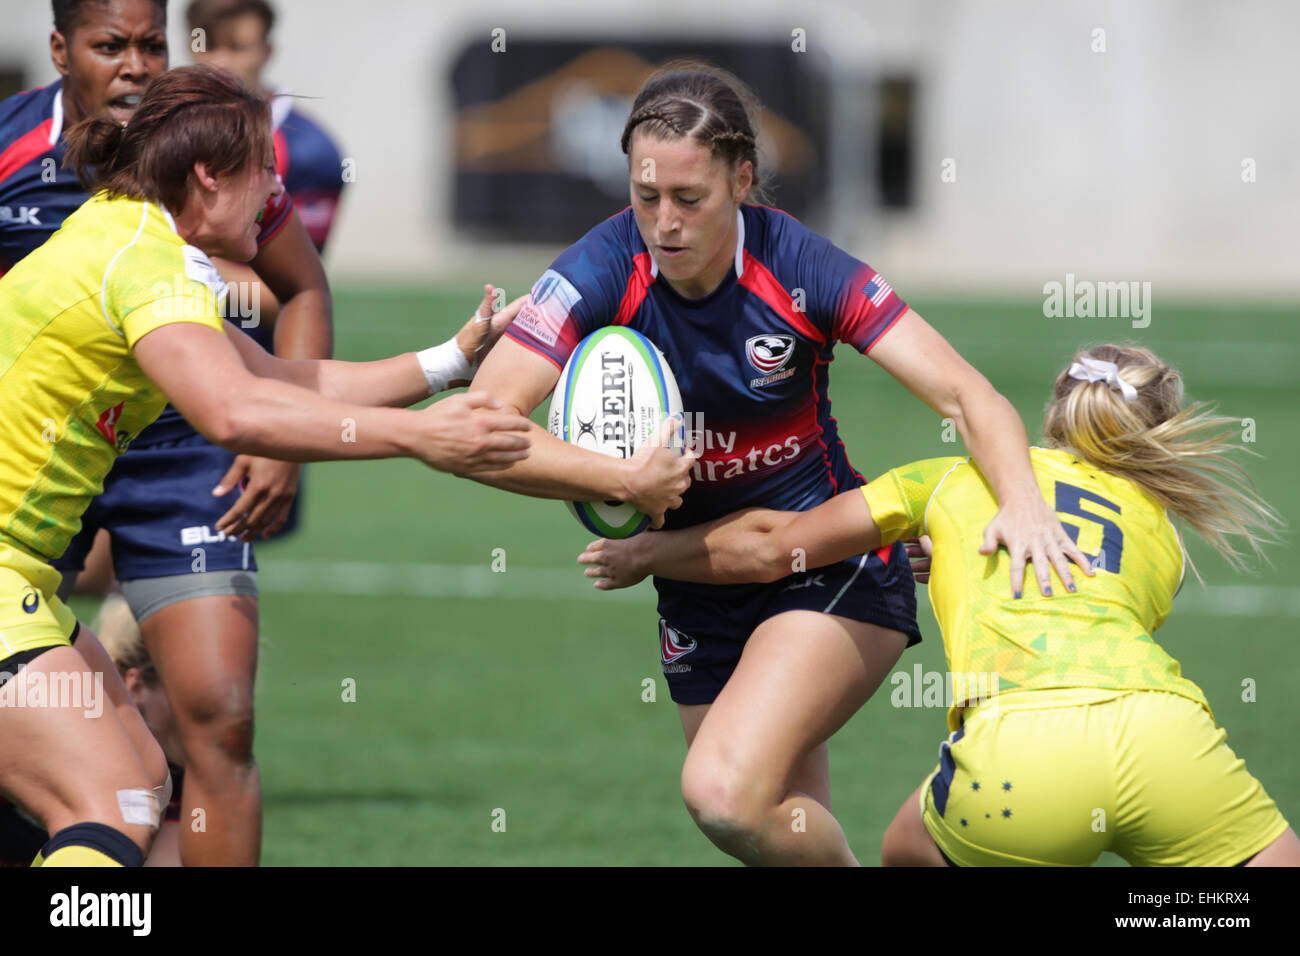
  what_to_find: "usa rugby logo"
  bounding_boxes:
[660,621,697,664]
[746,334,797,388]
[746,334,795,375]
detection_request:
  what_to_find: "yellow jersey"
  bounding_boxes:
[0,192,227,594]
[861,447,1207,730]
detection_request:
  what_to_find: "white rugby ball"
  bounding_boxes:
[547,326,684,538]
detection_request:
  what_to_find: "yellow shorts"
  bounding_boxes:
[920,687,1289,867]
[0,564,78,663]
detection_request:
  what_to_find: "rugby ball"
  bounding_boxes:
[547,326,684,538]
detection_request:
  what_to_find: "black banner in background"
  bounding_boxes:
[449,40,834,241]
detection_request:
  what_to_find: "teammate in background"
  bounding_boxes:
[470,62,1091,866]
[0,64,530,866]
[3,0,342,865]
[581,344,1300,867]
[188,0,344,255]
[188,0,348,543]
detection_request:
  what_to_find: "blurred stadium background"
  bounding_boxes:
[3,1,1297,864]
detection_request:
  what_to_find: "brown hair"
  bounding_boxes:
[1044,343,1282,577]
[621,60,770,203]
[63,64,273,213]
[187,0,275,38]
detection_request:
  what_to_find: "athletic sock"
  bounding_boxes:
[40,823,144,867]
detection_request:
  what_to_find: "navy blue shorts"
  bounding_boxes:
[655,540,923,706]
[54,433,260,579]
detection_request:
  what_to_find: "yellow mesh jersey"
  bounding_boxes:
[862,447,1207,731]
[0,193,226,591]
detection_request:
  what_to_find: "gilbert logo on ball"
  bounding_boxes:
[548,326,684,538]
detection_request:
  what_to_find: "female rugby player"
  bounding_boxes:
[0,0,332,866]
[580,344,1300,867]
[1,0,508,866]
[0,65,531,866]
[470,62,1091,865]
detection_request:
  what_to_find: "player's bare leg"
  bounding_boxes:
[680,705,831,811]
[144,820,181,866]
[74,627,172,814]
[678,611,907,865]
[1245,826,1300,866]
[142,594,260,866]
[0,641,159,859]
[881,781,949,866]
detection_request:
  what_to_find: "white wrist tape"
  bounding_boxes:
[417,336,474,395]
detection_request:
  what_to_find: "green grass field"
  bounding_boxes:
[82,286,1298,866]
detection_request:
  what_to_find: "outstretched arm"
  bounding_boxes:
[867,308,1092,597]
[221,285,525,408]
[132,322,530,470]
[579,490,878,589]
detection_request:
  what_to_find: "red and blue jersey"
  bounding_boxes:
[0,81,79,275]
[0,80,294,278]
[506,203,910,530]
[270,93,344,253]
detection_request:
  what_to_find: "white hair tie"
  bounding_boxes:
[1067,357,1138,401]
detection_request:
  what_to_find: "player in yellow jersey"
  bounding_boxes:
[580,343,1300,866]
[0,65,539,867]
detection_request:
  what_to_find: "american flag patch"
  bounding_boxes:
[862,275,893,307]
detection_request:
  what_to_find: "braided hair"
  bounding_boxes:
[621,60,771,203]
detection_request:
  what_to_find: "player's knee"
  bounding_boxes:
[681,762,768,850]
[174,682,255,765]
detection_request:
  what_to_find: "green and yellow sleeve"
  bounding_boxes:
[861,456,965,543]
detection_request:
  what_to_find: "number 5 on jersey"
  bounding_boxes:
[1055,481,1124,574]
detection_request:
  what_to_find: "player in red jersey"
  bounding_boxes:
[471,62,1092,865]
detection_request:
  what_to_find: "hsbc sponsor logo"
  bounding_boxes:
[745,334,796,388]
[660,620,697,672]
[516,269,582,349]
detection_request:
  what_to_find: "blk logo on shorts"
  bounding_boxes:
[660,620,697,666]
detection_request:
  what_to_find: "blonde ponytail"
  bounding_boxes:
[1043,343,1282,577]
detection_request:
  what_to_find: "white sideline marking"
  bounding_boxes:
[258,560,1300,617]
[259,559,651,604]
